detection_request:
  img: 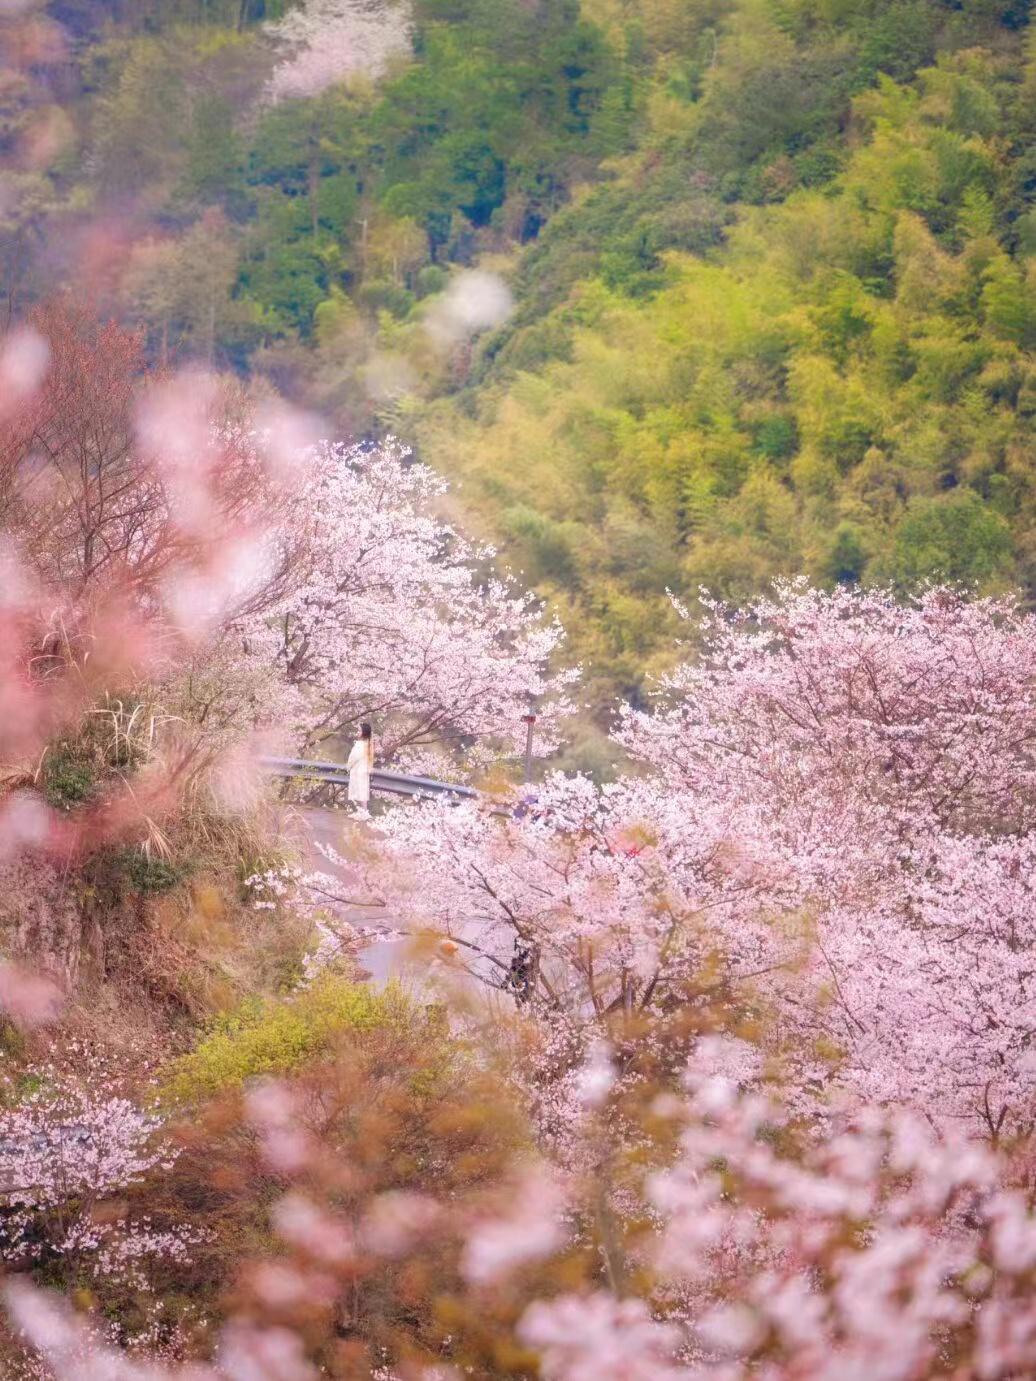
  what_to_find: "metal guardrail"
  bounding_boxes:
[259,756,479,802]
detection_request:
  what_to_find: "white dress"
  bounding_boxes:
[347,739,371,805]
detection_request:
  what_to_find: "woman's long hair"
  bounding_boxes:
[360,721,374,767]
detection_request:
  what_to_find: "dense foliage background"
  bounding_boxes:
[8,0,1036,697]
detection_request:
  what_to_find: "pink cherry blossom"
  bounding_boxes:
[461,1164,567,1285]
[615,581,1036,1133]
[0,1063,204,1292]
[247,437,573,764]
[519,1293,687,1381]
[266,0,411,102]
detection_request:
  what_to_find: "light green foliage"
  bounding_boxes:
[163,976,408,1102]
[185,95,245,205]
[90,38,191,193]
[408,22,1036,690]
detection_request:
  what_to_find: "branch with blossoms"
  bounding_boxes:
[0,1061,207,1300]
[617,579,1036,1135]
[363,771,792,1022]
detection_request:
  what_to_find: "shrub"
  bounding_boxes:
[128,994,527,1350]
[41,753,95,810]
[357,279,416,319]
[416,264,448,297]
[162,976,407,1103]
[118,849,188,895]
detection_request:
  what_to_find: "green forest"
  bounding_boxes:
[8,0,1036,694]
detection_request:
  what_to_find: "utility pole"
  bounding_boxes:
[521,707,537,785]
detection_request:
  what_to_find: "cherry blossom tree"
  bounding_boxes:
[249,437,572,764]
[266,0,412,102]
[0,305,265,611]
[619,581,1036,839]
[617,580,1036,1136]
[368,580,1036,1136]
[0,1063,203,1295]
[360,770,781,1014]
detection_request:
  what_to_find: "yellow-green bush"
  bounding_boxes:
[163,976,408,1103]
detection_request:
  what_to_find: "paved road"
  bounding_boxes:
[291,805,509,998]
[293,806,407,984]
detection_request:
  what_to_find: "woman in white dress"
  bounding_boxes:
[347,722,374,807]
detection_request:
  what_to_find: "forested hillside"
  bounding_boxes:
[412,1,1036,690]
[5,0,1036,694]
